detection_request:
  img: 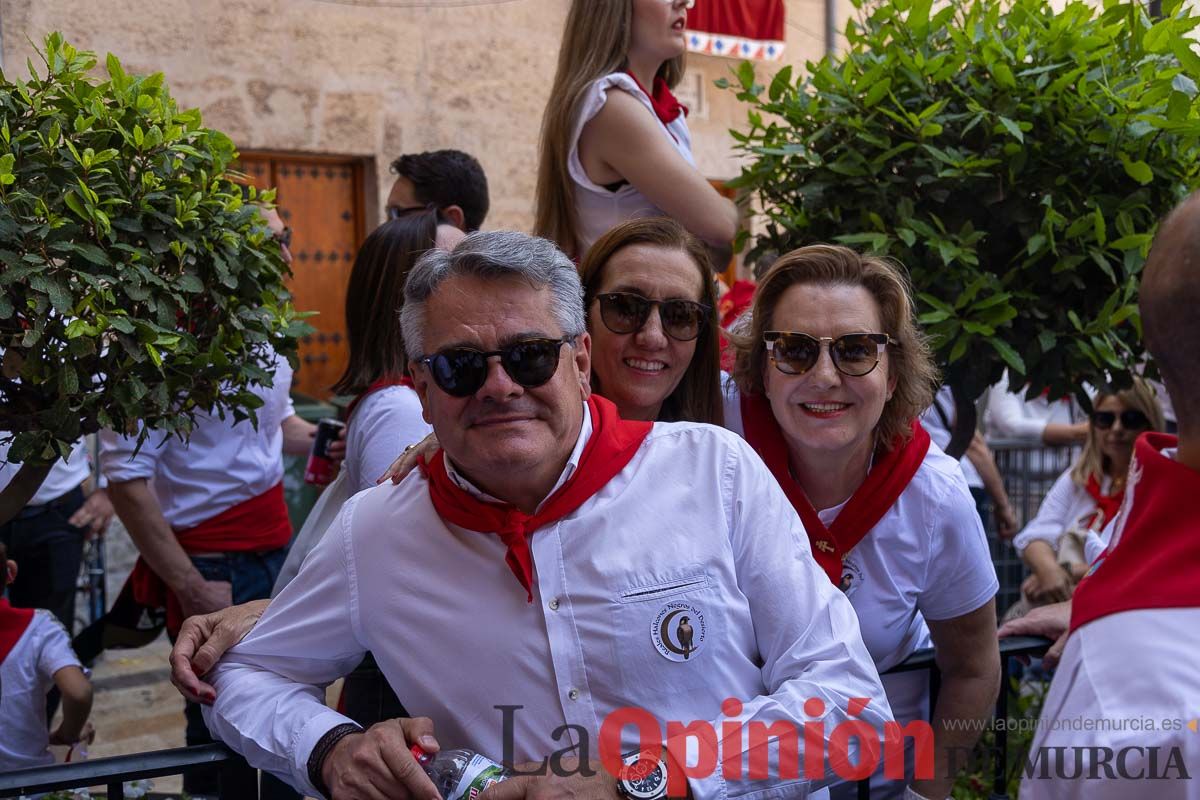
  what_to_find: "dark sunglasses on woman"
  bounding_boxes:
[418,336,575,397]
[764,331,896,377]
[595,292,709,342]
[1091,409,1151,431]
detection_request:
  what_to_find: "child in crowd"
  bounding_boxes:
[0,540,94,771]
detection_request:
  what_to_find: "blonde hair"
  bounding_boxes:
[534,0,685,258]
[1070,379,1165,487]
[730,244,938,450]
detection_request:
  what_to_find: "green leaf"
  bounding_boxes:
[997,115,1024,143]
[863,78,891,108]
[1120,157,1153,185]
[1038,331,1057,353]
[990,338,1026,375]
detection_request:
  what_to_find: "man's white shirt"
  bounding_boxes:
[0,610,82,771]
[204,411,891,799]
[98,351,295,528]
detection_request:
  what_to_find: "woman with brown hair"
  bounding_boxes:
[535,0,737,259]
[1012,379,1164,607]
[726,244,1000,800]
[330,212,464,494]
[579,216,723,424]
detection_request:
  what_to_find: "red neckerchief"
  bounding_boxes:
[740,392,931,583]
[1084,474,1123,530]
[624,71,688,126]
[418,395,652,602]
[1070,432,1200,633]
[125,482,292,635]
[0,597,36,664]
[344,374,415,421]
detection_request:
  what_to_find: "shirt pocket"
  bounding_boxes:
[610,568,723,694]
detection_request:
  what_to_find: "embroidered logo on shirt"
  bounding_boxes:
[651,601,706,662]
[839,560,864,597]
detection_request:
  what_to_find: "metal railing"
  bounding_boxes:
[854,635,1050,799]
[982,441,1080,615]
[1,637,1051,800]
[0,743,255,799]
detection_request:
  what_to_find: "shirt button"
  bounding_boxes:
[568,688,580,701]
[548,597,560,611]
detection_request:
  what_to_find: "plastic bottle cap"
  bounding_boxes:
[410,744,430,764]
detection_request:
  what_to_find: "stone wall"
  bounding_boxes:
[1,0,839,232]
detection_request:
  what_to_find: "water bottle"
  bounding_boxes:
[410,744,513,800]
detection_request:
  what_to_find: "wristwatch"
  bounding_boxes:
[616,748,669,800]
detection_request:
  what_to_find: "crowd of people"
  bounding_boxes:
[2,1,1198,799]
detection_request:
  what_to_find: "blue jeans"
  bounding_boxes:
[179,548,298,799]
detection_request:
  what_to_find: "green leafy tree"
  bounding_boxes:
[0,34,307,518]
[727,0,1200,450]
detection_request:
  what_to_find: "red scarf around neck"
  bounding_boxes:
[0,597,36,665]
[344,374,415,421]
[1084,474,1123,530]
[624,71,688,126]
[419,395,652,602]
[1071,432,1200,633]
[740,392,931,583]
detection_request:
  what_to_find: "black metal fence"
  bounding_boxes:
[981,441,1080,615]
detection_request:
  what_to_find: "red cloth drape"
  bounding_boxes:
[686,0,786,61]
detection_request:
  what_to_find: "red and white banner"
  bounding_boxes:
[686,0,786,62]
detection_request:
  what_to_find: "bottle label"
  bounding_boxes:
[448,753,506,800]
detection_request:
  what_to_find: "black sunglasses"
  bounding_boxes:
[418,336,574,397]
[1091,409,1151,431]
[763,331,896,377]
[595,292,709,342]
[387,202,436,220]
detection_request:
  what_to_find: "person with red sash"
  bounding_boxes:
[200,231,889,800]
[724,245,1000,800]
[0,540,93,772]
[534,0,738,259]
[1004,192,1200,799]
[1009,381,1163,616]
[98,337,319,798]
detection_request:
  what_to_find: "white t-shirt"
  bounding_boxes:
[1021,607,1200,799]
[1012,467,1112,557]
[984,372,1085,445]
[724,381,999,725]
[568,72,694,254]
[0,609,83,771]
[920,385,984,489]
[0,438,90,507]
[343,385,432,494]
[99,351,295,529]
[205,413,891,799]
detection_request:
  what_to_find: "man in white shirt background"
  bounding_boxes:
[200,231,892,800]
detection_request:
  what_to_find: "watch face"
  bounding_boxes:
[620,753,667,800]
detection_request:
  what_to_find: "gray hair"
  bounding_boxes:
[400,230,587,360]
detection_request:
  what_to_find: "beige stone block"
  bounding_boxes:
[319,91,380,155]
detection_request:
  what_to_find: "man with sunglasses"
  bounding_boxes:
[1006,192,1200,799]
[202,230,890,800]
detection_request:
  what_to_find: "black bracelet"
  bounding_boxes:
[307,722,364,799]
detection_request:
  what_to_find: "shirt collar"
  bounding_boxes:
[443,401,593,511]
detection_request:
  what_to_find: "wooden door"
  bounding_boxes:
[236,153,366,401]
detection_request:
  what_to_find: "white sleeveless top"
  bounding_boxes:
[568,72,695,254]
